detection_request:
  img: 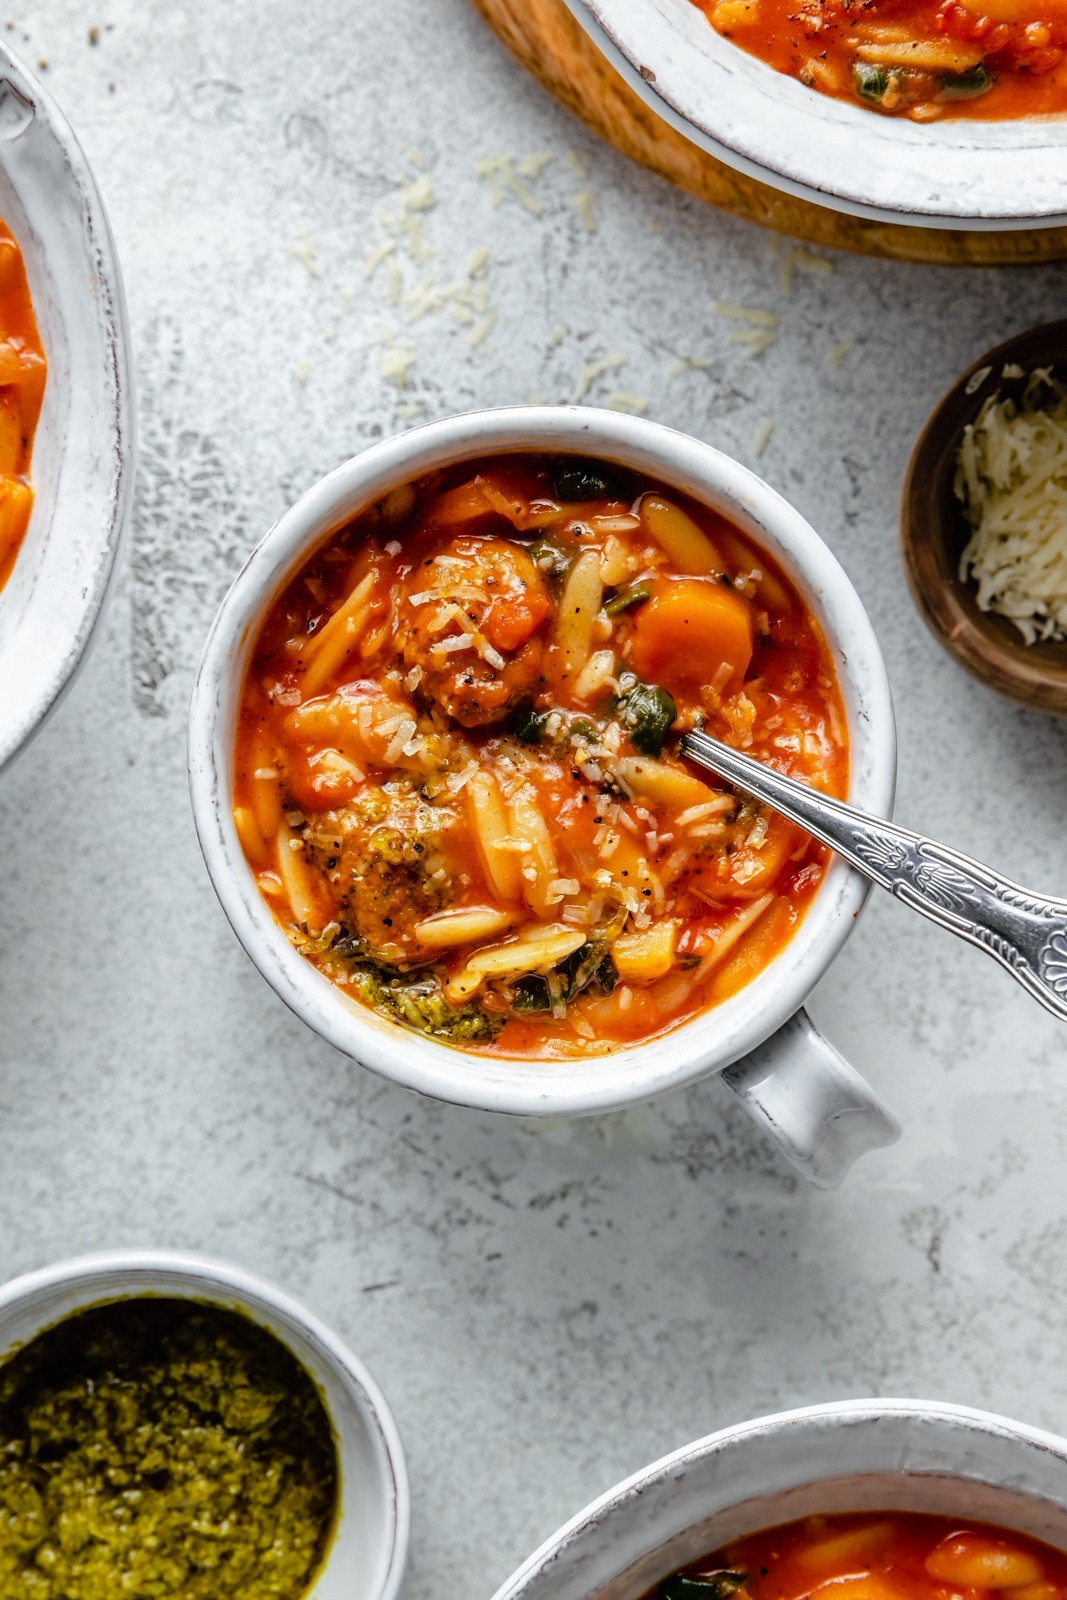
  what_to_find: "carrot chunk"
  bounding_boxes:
[629,578,754,696]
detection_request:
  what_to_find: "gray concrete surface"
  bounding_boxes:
[2,2,1067,1596]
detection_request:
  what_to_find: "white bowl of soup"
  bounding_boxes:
[489,1400,1067,1600]
[189,407,897,1187]
[564,0,1067,227]
[0,44,134,774]
[0,1249,410,1600]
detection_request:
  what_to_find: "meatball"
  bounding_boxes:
[400,535,551,727]
[305,788,451,965]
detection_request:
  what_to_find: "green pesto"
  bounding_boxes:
[0,1298,338,1599]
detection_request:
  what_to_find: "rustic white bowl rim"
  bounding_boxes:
[0,1248,410,1600]
[565,0,1067,228]
[188,405,895,1118]
[0,42,134,774]
[491,1398,1067,1600]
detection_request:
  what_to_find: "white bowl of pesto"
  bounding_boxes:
[0,1249,410,1600]
[190,406,901,1190]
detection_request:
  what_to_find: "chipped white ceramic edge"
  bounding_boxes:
[566,0,1067,227]
[489,1399,1067,1600]
[0,1249,410,1600]
[188,406,896,1119]
[0,43,135,775]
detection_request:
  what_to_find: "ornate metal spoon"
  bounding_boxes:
[681,728,1067,1023]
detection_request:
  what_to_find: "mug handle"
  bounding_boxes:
[720,1008,901,1189]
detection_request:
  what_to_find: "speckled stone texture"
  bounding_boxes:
[2,2,1067,1596]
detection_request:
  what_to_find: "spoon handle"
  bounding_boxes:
[681,729,1067,1024]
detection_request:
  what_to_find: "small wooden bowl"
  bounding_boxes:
[901,320,1067,716]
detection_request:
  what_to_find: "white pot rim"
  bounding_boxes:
[492,1398,1067,1600]
[567,0,1067,228]
[0,1247,411,1600]
[188,406,896,1118]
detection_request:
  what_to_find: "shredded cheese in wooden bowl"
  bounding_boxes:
[956,370,1067,645]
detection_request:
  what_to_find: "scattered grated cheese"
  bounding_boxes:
[606,391,647,415]
[289,232,321,278]
[400,174,437,213]
[379,344,416,388]
[365,239,397,279]
[473,633,505,670]
[383,718,418,765]
[778,244,833,294]
[431,634,474,658]
[406,278,446,323]
[469,311,496,349]
[732,328,777,357]
[570,188,599,232]
[752,417,775,456]
[518,149,555,180]
[573,352,628,404]
[445,759,481,793]
[476,154,545,215]
[677,799,733,826]
[669,352,714,376]
[711,300,779,328]
[746,815,770,848]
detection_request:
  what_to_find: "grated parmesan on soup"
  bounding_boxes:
[955,371,1067,645]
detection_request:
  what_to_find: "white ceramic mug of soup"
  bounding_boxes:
[188,407,898,1188]
[488,1398,1067,1600]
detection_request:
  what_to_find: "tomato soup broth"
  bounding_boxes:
[0,221,44,591]
[652,1512,1067,1600]
[690,0,1067,120]
[234,454,847,1060]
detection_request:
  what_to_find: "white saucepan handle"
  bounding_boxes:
[720,1008,900,1189]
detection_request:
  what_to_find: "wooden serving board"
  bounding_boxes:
[472,0,1067,264]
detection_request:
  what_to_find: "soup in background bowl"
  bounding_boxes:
[0,43,134,776]
[690,0,1067,123]
[489,1401,1067,1600]
[565,0,1067,226]
[190,408,897,1185]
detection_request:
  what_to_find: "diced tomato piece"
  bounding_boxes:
[629,577,754,697]
[483,587,552,652]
